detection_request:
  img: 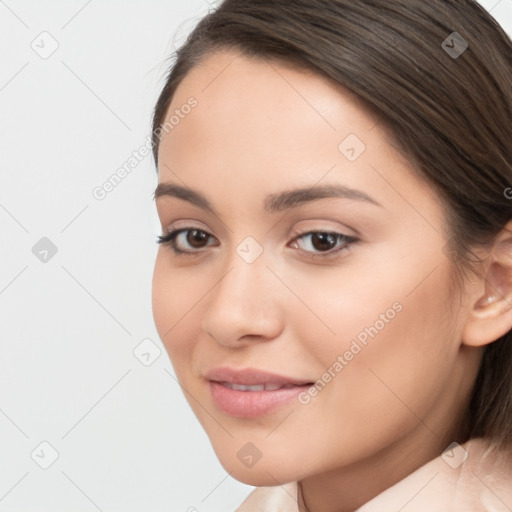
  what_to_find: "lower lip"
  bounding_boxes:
[209,381,312,418]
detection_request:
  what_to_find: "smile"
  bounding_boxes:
[220,382,303,391]
[209,380,313,418]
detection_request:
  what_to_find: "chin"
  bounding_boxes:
[229,469,296,487]
[216,453,300,486]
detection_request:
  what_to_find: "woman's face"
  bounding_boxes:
[152,49,481,486]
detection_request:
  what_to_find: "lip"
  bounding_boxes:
[205,367,314,418]
[204,367,313,386]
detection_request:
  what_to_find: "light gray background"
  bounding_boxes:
[1,1,511,511]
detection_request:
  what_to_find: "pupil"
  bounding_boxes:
[312,232,336,251]
[187,230,208,248]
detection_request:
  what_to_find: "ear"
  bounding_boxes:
[462,221,512,347]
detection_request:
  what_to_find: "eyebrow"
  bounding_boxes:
[153,182,382,214]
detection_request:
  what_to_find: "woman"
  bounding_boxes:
[150,0,512,510]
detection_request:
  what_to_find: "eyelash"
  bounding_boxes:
[156,228,358,260]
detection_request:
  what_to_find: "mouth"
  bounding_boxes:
[218,382,309,392]
[204,366,313,386]
[205,367,314,418]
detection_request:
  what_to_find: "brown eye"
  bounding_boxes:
[157,228,217,254]
[310,232,338,251]
[291,231,357,259]
[187,229,210,248]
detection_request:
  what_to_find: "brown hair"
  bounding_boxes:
[151,0,512,451]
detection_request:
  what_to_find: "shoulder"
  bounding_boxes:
[235,481,299,512]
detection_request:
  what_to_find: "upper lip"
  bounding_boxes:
[205,367,313,386]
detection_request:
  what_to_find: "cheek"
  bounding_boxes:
[279,257,406,366]
[294,243,452,359]
[289,247,457,407]
[151,253,201,362]
[275,261,458,472]
[313,261,455,418]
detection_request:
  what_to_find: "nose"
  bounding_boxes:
[201,254,285,348]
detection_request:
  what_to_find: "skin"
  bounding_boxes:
[152,49,510,511]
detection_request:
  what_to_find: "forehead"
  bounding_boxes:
[158,49,382,174]
[168,48,377,131]
[156,49,443,229]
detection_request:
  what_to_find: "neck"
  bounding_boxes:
[297,423,466,512]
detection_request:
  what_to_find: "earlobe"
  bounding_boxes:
[462,223,512,348]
